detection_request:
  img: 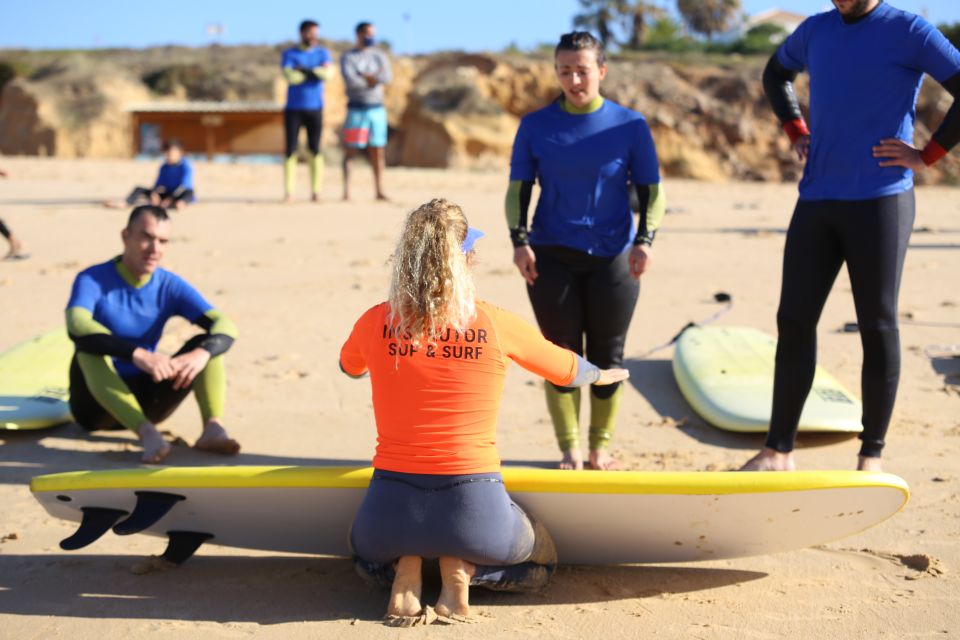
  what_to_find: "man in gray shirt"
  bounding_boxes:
[341,21,392,201]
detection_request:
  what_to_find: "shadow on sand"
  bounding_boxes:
[0,552,766,623]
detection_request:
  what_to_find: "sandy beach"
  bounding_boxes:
[1,156,958,637]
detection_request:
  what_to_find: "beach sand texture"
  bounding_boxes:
[1,157,958,637]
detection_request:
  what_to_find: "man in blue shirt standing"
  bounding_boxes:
[742,0,960,472]
[281,19,332,203]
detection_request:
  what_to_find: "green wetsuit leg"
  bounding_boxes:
[545,383,581,452]
[192,354,226,423]
[74,353,149,431]
[589,384,623,451]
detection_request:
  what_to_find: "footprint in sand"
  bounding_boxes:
[853,548,947,579]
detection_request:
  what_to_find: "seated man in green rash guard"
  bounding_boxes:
[65,205,240,464]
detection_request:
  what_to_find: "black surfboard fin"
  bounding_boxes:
[113,491,186,535]
[161,531,214,565]
[60,507,129,550]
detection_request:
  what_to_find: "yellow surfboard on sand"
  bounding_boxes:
[673,325,863,434]
[32,465,907,565]
[0,328,73,430]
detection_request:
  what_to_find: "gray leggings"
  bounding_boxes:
[350,470,553,591]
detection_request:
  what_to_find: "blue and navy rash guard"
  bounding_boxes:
[282,46,333,110]
[67,260,213,378]
[778,3,960,201]
[154,159,194,193]
[509,100,660,257]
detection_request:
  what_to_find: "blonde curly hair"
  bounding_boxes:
[388,198,477,342]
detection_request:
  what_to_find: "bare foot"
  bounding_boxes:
[559,448,584,471]
[138,423,172,464]
[102,199,124,209]
[739,447,796,471]
[311,193,320,203]
[587,449,619,470]
[342,193,350,201]
[384,556,428,625]
[376,192,390,202]
[435,557,476,623]
[194,420,241,455]
[282,194,294,204]
[857,455,883,472]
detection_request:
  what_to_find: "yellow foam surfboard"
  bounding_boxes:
[0,328,73,430]
[673,326,863,433]
[32,465,907,565]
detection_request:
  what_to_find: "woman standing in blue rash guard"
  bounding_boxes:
[506,31,666,471]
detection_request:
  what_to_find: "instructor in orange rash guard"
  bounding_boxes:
[339,198,628,625]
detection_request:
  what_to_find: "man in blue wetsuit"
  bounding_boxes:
[742,0,960,471]
[114,139,195,211]
[281,19,333,202]
[66,205,240,464]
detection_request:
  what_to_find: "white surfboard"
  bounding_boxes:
[31,466,908,565]
[0,328,73,430]
[673,325,863,433]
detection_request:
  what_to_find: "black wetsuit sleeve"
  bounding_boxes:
[70,333,138,359]
[762,53,803,125]
[633,183,654,246]
[931,71,960,153]
[506,180,534,247]
[194,314,236,358]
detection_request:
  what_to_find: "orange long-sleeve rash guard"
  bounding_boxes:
[339,300,578,475]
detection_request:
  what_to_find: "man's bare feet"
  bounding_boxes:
[857,455,883,472]
[102,199,124,209]
[384,556,432,626]
[739,447,796,471]
[587,449,619,470]
[194,420,241,455]
[311,193,321,203]
[435,557,476,623]
[376,193,390,202]
[559,448,584,470]
[138,423,172,464]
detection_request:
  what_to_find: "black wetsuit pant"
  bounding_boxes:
[767,190,915,458]
[284,109,323,157]
[69,335,205,431]
[527,245,639,398]
[0,218,11,239]
[126,187,195,206]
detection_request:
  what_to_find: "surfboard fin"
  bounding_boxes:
[113,491,186,536]
[161,531,214,565]
[60,507,128,550]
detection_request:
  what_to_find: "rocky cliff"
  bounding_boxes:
[0,47,956,184]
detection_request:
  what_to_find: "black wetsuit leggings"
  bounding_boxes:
[126,187,195,206]
[69,335,205,431]
[284,109,323,157]
[767,190,915,458]
[527,245,639,398]
[0,218,10,239]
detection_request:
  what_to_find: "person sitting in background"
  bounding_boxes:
[66,205,239,464]
[0,168,28,260]
[104,139,195,211]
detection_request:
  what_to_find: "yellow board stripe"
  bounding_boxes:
[30,466,910,499]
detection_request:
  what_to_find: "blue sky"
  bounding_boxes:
[1,1,958,53]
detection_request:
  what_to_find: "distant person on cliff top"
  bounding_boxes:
[741,0,960,472]
[104,139,195,212]
[0,168,28,260]
[281,19,332,203]
[341,21,392,201]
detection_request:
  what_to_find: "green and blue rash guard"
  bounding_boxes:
[281,45,333,111]
[776,2,960,201]
[508,97,662,257]
[65,258,237,378]
[155,158,194,195]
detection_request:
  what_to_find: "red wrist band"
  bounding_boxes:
[783,118,810,144]
[920,139,948,166]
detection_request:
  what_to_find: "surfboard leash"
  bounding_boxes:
[636,292,733,359]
